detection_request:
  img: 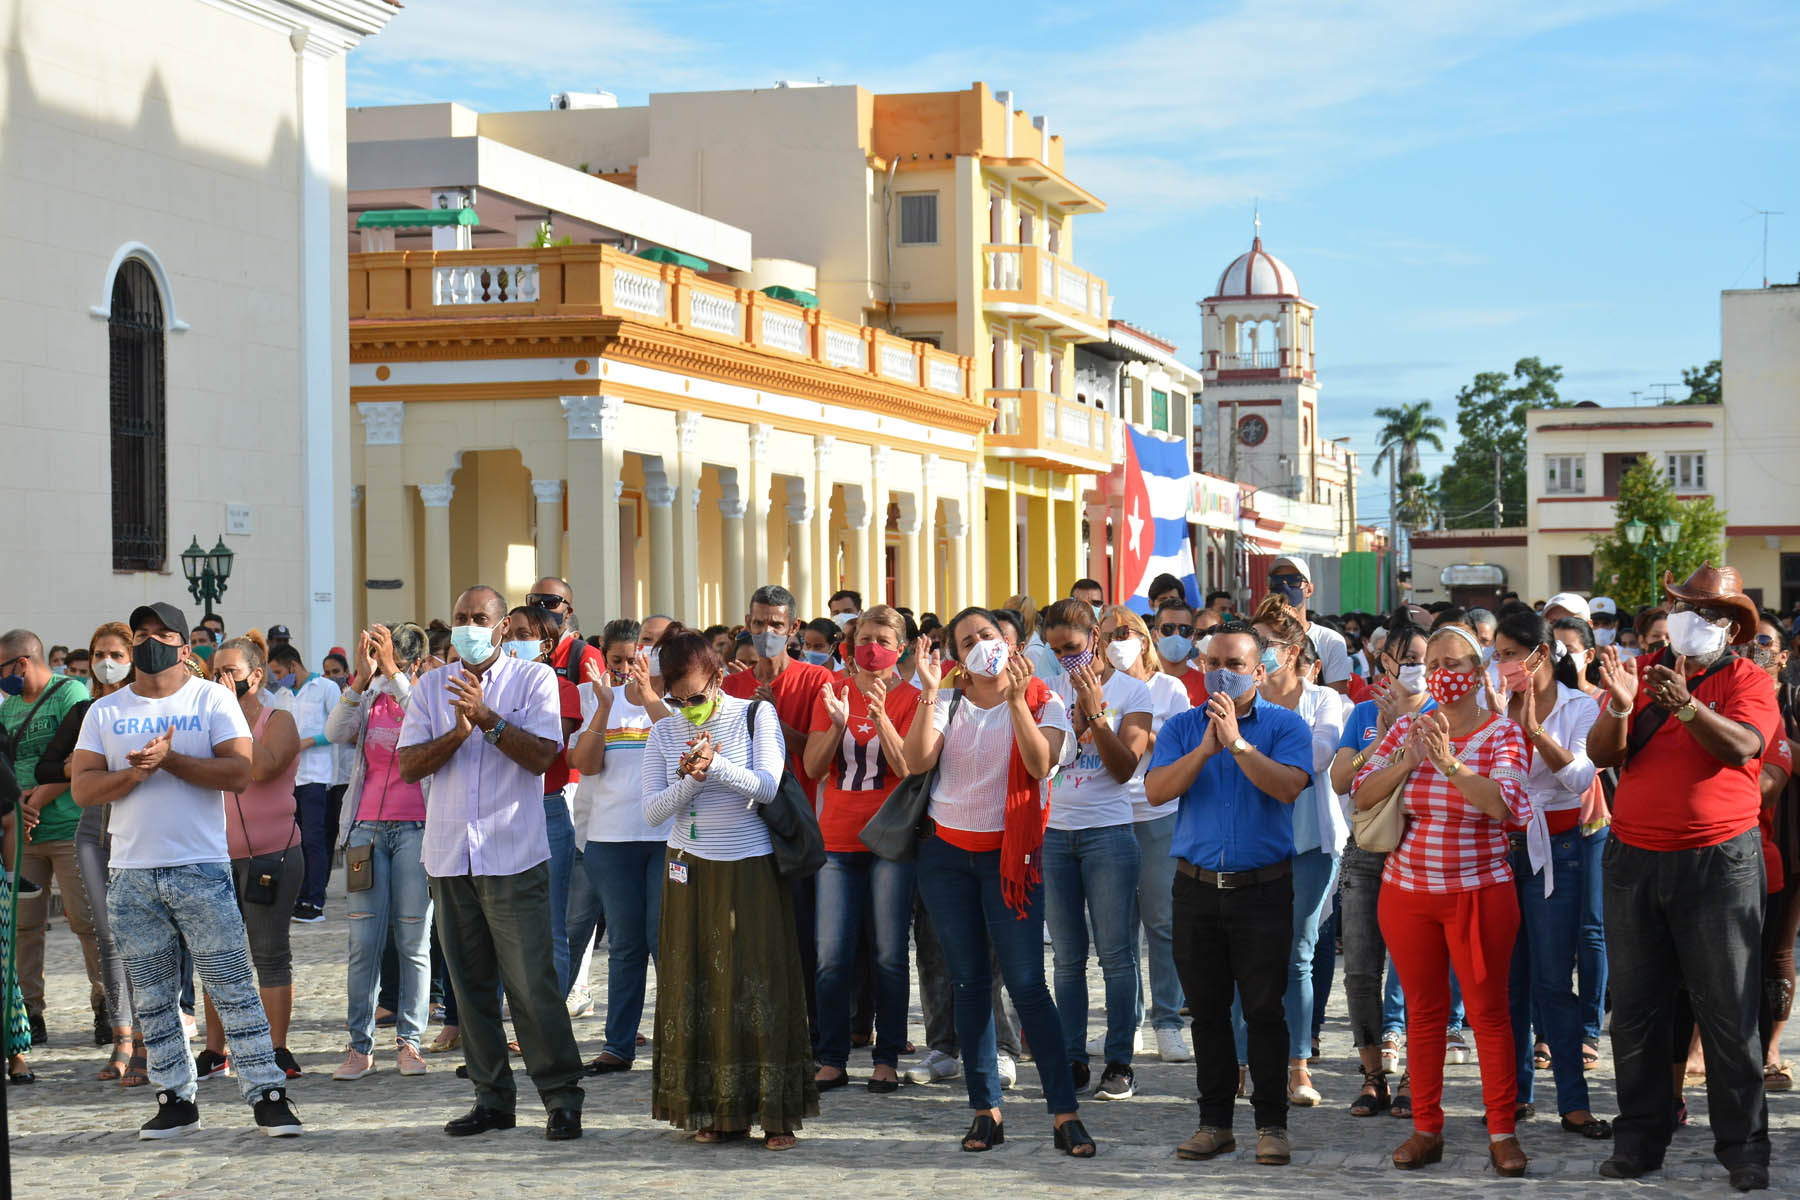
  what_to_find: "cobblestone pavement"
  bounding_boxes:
[11,884,1800,1199]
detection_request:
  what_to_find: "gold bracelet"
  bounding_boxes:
[1350,750,1366,772]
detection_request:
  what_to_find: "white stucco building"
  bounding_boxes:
[0,0,395,655]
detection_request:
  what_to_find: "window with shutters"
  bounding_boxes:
[1544,454,1585,494]
[898,193,938,245]
[1666,451,1706,491]
[109,260,166,571]
[1151,389,1169,432]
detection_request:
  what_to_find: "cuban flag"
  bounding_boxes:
[1117,426,1199,615]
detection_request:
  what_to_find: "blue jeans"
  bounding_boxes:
[1232,848,1339,1060]
[582,840,662,1062]
[1043,824,1141,1066]
[544,793,576,996]
[1132,815,1186,1030]
[345,821,432,1054]
[1509,834,1590,1114]
[1384,955,1466,1040]
[107,864,283,1103]
[1579,825,1609,1042]
[816,850,914,1069]
[294,781,332,909]
[915,836,1079,1115]
[566,845,604,991]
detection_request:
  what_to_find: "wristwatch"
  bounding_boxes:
[483,717,508,745]
[1674,699,1700,724]
[1228,737,1249,757]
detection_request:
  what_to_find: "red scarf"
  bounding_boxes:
[999,676,1052,920]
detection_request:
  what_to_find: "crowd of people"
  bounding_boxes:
[1,559,1796,1188]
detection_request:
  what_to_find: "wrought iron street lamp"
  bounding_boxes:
[181,535,235,623]
[1622,517,1682,598]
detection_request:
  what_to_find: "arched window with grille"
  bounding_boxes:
[109,260,166,571]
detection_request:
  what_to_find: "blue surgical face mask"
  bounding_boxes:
[1205,667,1257,700]
[801,650,832,666]
[501,639,542,662]
[451,624,498,665]
[273,671,296,691]
[751,630,788,660]
[1157,634,1193,665]
[1091,603,1105,622]
[1260,647,1283,673]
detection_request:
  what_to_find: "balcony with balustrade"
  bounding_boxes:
[981,244,1109,342]
[348,244,982,423]
[985,389,1117,472]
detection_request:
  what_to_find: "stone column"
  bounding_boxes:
[676,414,704,626]
[644,457,677,619]
[532,478,564,582]
[868,447,890,607]
[418,480,455,626]
[843,490,869,604]
[920,454,939,615]
[897,496,923,616]
[743,425,772,594]
[784,477,814,617]
[356,402,414,624]
[718,467,746,622]
[349,485,366,632]
[561,396,623,623]
[944,502,968,613]
[812,435,836,607]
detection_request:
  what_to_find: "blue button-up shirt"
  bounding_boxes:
[1150,693,1312,872]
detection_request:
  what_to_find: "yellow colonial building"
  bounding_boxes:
[350,81,1117,617]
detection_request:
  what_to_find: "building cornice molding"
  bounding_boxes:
[197,0,397,53]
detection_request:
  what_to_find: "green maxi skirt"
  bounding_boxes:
[651,848,819,1134]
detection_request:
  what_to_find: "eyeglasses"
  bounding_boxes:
[1107,627,1138,642]
[526,593,569,610]
[0,655,25,675]
[1754,634,1780,647]
[1157,623,1194,638]
[663,688,713,708]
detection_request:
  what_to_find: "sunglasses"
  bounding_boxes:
[1157,623,1194,638]
[1754,634,1780,647]
[526,593,569,610]
[663,687,713,708]
[1269,574,1304,587]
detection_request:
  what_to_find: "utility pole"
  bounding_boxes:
[1387,449,1398,609]
[1493,449,1504,529]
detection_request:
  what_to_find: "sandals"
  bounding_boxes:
[98,1039,133,1081]
[1582,1041,1601,1071]
[1389,1073,1413,1120]
[1533,1043,1552,1071]
[695,1128,749,1144]
[1350,1069,1390,1116]
[428,1028,460,1053]
[961,1113,1004,1152]
[1561,1114,1614,1139]
[1392,1130,1443,1169]
[1765,1061,1793,1092]
[1053,1117,1096,1158]
[121,1037,149,1088]
[763,1132,798,1151]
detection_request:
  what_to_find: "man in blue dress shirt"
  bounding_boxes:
[1147,621,1312,1166]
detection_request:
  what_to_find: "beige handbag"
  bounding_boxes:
[1352,778,1408,853]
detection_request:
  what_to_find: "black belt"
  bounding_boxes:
[1176,858,1293,890]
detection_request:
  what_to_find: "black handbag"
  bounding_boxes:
[745,701,825,879]
[231,791,296,907]
[859,691,962,862]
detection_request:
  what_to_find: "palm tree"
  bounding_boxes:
[1371,400,1446,481]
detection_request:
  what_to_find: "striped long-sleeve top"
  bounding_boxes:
[642,693,784,862]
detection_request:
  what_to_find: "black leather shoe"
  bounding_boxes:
[1729,1163,1769,1192]
[546,1109,582,1141]
[1598,1154,1657,1179]
[445,1105,516,1137]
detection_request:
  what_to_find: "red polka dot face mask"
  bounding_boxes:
[1426,667,1477,707]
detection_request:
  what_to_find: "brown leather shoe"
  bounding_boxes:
[1176,1126,1236,1160]
[1392,1130,1444,1170]
[1489,1134,1528,1177]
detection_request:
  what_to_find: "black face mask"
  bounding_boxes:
[131,639,184,676]
[233,677,252,699]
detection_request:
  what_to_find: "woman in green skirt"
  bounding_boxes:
[642,624,818,1149]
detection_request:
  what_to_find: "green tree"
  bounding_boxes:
[1434,357,1568,528]
[1670,359,1721,405]
[1589,456,1726,610]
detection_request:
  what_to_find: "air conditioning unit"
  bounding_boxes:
[551,90,618,110]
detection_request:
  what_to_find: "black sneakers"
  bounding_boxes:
[139,1089,201,1140]
[252,1086,304,1137]
[273,1047,303,1079]
[1094,1062,1138,1100]
[194,1048,230,1079]
[291,902,325,924]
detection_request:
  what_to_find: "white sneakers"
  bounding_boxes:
[331,1049,376,1081]
[1155,1027,1192,1063]
[996,1052,1018,1089]
[566,986,595,1020]
[1086,1027,1147,1058]
[904,1049,961,1085]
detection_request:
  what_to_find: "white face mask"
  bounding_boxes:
[962,638,1010,678]
[1104,635,1143,672]
[1393,663,1427,695]
[831,611,858,629]
[1594,627,1616,647]
[1566,648,1589,674]
[92,658,130,686]
[1666,609,1729,659]
[1197,633,1214,660]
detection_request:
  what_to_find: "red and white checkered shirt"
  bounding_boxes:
[1355,712,1531,894]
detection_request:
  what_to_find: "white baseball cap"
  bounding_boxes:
[1545,592,1592,622]
[1589,596,1617,617]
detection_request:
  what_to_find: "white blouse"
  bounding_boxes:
[928,690,1071,833]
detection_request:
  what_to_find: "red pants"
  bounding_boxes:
[1379,881,1521,1134]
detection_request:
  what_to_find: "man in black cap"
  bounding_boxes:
[267,624,292,651]
[68,603,303,1139]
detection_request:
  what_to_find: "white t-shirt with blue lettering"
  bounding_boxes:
[75,677,252,869]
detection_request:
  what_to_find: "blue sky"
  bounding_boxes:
[347,0,1799,526]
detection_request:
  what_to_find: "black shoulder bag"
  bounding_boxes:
[859,691,963,863]
[745,700,825,879]
[1623,651,1735,767]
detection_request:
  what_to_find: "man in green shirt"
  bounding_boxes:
[1,629,104,1044]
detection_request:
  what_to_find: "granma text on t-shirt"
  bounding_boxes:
[111,714,207,736]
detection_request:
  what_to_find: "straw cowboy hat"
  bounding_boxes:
[1662,563,1758,646]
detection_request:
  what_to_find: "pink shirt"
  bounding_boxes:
[357,693,427,822]
[226,706,299,861]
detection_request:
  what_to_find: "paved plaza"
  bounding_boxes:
[10,886,1800,1199]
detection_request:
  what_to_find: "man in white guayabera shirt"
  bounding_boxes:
[397,585,585,1142]
[69,602,302,1140]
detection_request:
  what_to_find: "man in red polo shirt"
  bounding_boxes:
[721,584,833,781]
[1589,564,1779,1192]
